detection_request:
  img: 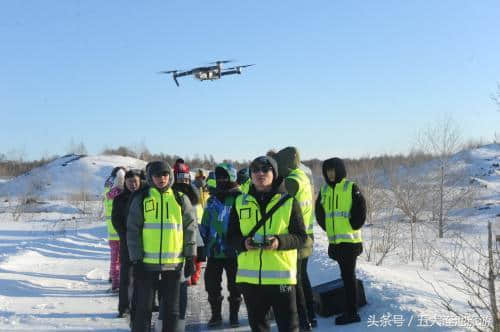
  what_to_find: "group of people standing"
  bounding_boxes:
[102,146,366,332]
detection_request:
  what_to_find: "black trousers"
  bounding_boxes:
[118,236,131,313]
[336,253,359,314]
[240,283,299,332]
[132,270,181,332]
[204,257,241,301]
[296,257,315,324]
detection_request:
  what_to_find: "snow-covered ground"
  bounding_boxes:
[0,148,498,331]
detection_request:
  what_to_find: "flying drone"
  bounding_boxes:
[159,60,254,87]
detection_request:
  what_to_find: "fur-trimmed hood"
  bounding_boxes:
[322,157,347,186]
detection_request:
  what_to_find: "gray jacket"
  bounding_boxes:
[127,162,197,271]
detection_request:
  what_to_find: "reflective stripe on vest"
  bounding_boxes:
[143,223,183,231]
[325,211,351,218]
[235,193,297,285]
[104,188,119,241]
[287,169,314,235]
[142,187,184,265]
[327,232,362,243]
[320,179,362,245]
[144,252,183,259]
[237,269,294,280]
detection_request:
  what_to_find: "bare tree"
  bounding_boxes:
[417,115,462,238]
[491,82,500,112]
[351,157,388,226]
[388,159,431,262]
[67,138,88,155]
[420,222,499,332]
[66,164,93,214]
[364,206,401,266]
[415,227,439,270]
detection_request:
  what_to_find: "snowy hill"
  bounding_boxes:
[0,154,147,200]
[457,143,500,195]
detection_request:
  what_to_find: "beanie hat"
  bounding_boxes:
[249,155,278,180]
[215,162,237,183]
[173,162,191,182]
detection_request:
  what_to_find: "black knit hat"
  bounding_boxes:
[249,155,278,180]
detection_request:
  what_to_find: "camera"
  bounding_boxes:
[251,236,274,248]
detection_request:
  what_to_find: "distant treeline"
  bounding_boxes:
[101,146,251,171]
[0,156,58,178]
[0,145,436,179]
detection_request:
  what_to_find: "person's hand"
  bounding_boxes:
[264,236,279,250]
[184,257,195,278]
[328,245,338,260]
[244,237,257,250]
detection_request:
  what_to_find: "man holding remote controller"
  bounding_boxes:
[227,155,307,332]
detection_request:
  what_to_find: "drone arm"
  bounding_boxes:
[220,70,240,76]
[175,71,192,78]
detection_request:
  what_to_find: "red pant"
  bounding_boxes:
[191,256,202,285]
[109,240,120,289]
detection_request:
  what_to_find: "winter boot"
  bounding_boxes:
[117,308,129,318]
[300,321,312,331]
[335,312,361,325]
[229,297,242,328]
[207,296,223,328]
[265,307,275,321]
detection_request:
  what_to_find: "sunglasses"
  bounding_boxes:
[251,165,272,173]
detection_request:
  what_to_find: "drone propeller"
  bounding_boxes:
[225,64,255,70]
[209,60,233,65]
[158,70,178,74]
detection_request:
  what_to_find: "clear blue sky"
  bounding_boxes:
[1,0,499,162]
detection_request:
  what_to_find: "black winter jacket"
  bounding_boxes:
[111,181,146,238]
[111,188,132,238]
[315,157,366,260]
[227,182,307,254]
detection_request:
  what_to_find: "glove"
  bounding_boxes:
[196,247,207,262]
[132,260,144,280]
[184,257,195,278]
[328,245,338,261]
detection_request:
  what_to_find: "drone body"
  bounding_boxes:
[159,60,254,86]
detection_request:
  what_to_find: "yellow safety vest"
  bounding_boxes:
[239,178,251,194]
[199,188,210,208]
[320,179,362,244]
[142,187,184,266]
[195,204,204,224]
[287,169,314,235]
[104,188,119,241]
[235,193,297,285]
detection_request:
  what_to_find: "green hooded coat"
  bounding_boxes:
[275,146,314,258]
